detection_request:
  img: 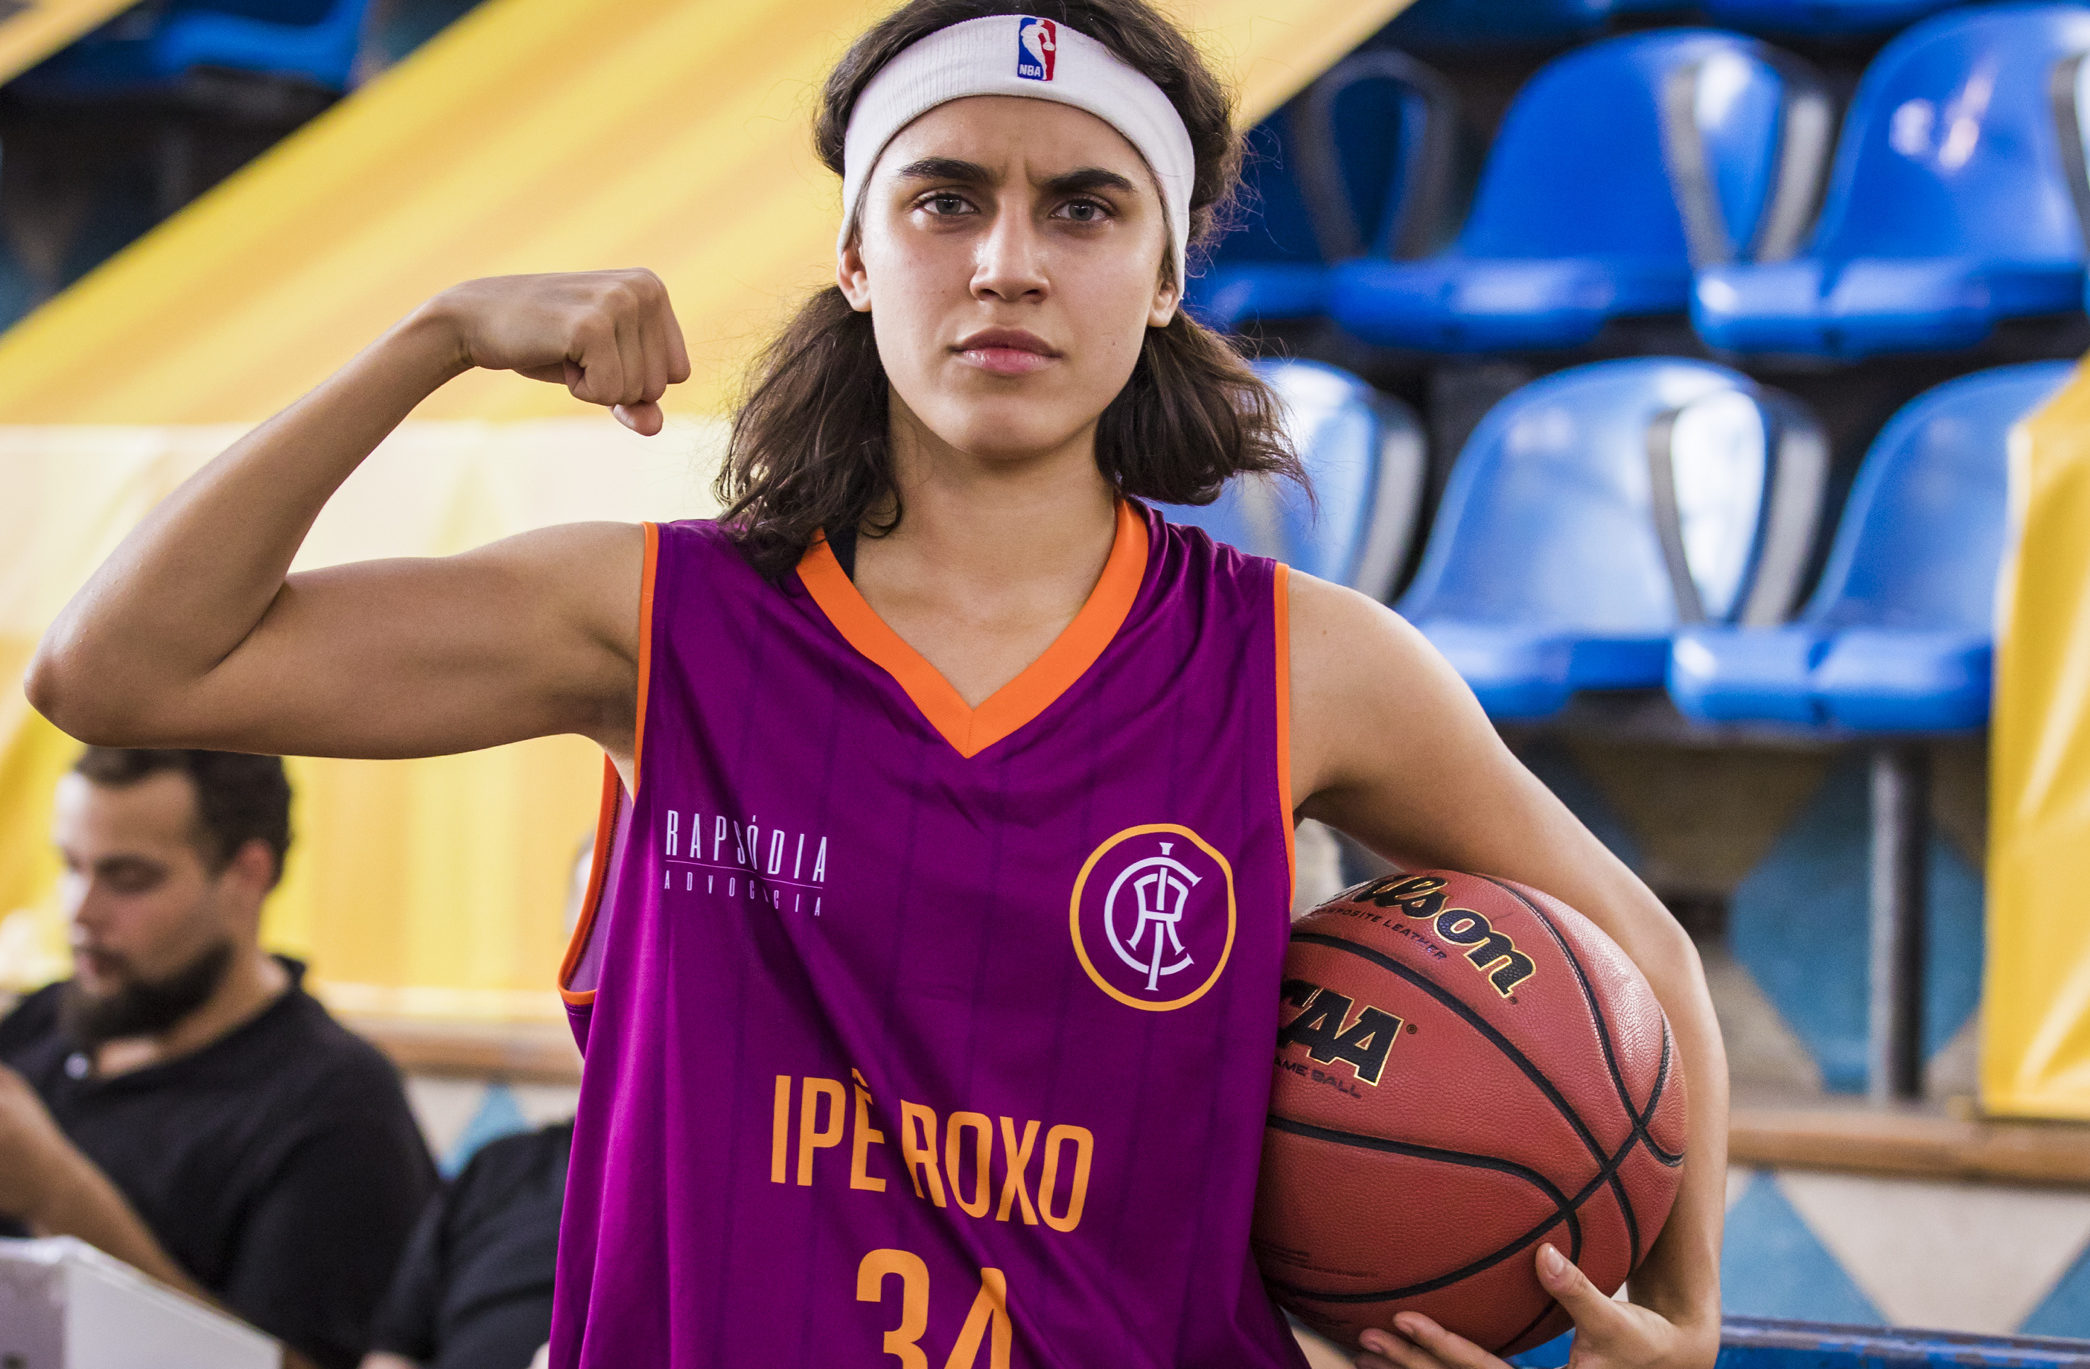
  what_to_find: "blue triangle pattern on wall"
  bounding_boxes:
[2019,1233,2090,1338]
[1720,1171,1883,1326]
[1728,755,1984,1093]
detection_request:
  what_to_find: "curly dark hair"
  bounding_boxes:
[72,748,293,887]
[716,0,1305,580]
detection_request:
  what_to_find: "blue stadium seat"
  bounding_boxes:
[1669,362,2075,731]
[1386,0,1686,47]
[1160,360,1427,600]
[1702,0,1969,36]
[1329,31,1832,352]
[1399,359,1828,719]
[1190,51,1464,333]
[1693,5,2090,357]
[1189,114,1328,331]
[15,0,371,97]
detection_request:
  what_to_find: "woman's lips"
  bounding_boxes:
[956,345,1058,376]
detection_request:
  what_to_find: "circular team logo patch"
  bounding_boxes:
[1069,824,1237,1012]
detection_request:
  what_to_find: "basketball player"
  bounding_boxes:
[26,2,1729,1366]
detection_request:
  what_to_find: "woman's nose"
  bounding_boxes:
[971,205,1050,302]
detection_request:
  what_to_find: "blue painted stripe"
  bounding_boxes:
[1720,1171,1883,1325]
[2021,1237,2090,1341]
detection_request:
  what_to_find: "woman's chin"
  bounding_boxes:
[917,407,1096,467]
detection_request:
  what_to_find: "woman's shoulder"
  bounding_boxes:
[1282,563,1493,801]
[1283,565,1438,684]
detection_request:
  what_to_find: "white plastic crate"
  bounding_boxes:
[0,1236,279,1369]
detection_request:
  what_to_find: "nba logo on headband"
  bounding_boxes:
[1016,17,1056,81]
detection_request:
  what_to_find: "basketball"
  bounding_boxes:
[1253,870,1688,1355]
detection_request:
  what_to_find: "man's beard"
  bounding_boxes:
[59,938,238,1049]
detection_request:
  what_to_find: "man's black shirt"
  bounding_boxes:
[370,1121,572,1369]
[0,961,437,1369]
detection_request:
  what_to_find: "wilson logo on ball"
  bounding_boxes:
[1276,978,1403,1086]
[1353,874,1536,997]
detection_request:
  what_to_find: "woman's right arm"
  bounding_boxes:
[25,270,690,775]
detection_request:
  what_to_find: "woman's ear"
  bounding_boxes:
[1153,277,1187,330]
[837,235,874,313]
[1148,266,1180,328]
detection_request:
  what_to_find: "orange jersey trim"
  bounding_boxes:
[559,757,623,1006]
[1274,563,1296,909]
[557,521,659,1006]
[631,520,660,795]
[795,499,1149,759]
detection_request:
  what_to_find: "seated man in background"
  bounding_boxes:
[0,747,436,1369]
[361,1117,573,1369]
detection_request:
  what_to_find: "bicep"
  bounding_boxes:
[132,522,644,760]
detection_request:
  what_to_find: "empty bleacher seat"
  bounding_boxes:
[1702,0,1970,36]
[1693,5,2090,357]
[1399,358,1827,719]
[1386,0,1686,47]
[1190,115,1327,332]
[1190,51,1464,333]
[1669,361,2074,731]
[15,0,372,97]
[1160,360,1427,600]
[1329,31,1832,352]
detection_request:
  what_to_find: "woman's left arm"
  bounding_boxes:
[1285,573,1727,1369]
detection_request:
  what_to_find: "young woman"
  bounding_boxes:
[28,2,1729,1366]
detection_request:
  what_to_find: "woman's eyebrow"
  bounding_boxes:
[1040,167,1139,197]
[890,159,1140,198]
[892,156,993,186]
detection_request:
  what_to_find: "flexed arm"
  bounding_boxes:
[26,271,691,772]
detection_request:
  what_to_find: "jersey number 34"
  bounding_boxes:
[857,1248,1013,1369]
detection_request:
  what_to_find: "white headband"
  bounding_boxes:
[838,14,1195,290]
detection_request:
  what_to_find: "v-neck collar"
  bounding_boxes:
[796,498,1150,759]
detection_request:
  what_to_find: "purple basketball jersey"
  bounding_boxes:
[554,497,1307,1367]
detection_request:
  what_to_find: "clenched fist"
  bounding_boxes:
[429,270,693,435]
